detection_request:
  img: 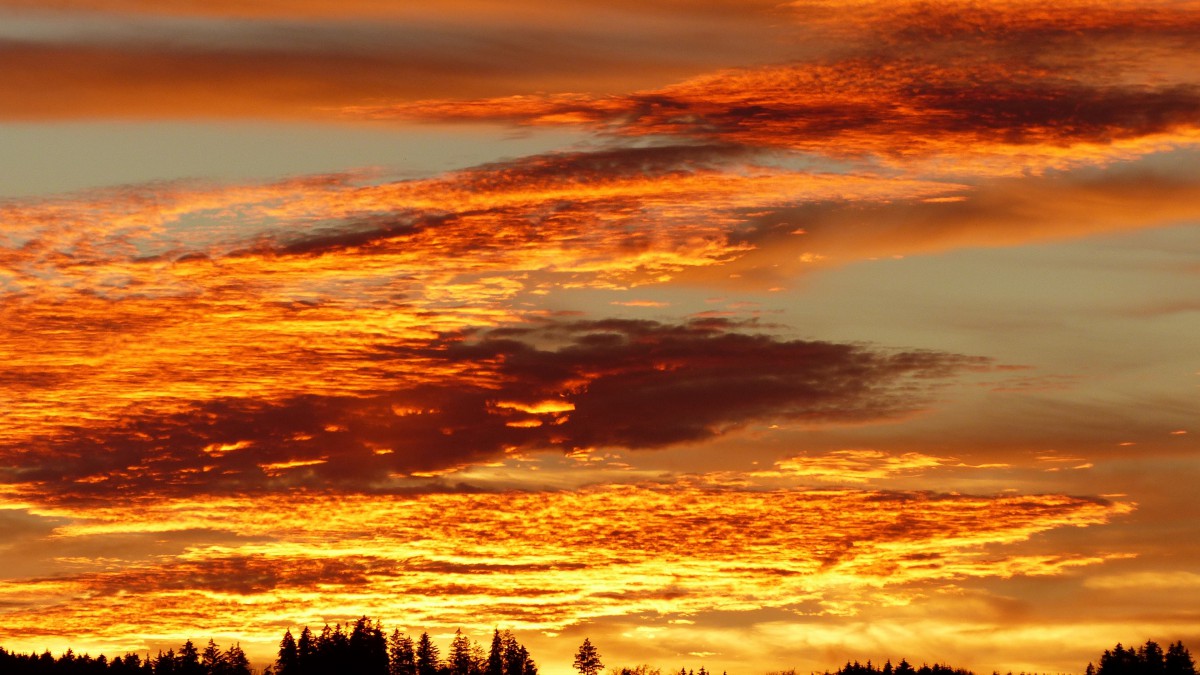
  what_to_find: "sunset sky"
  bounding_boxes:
[1,1,1199,673]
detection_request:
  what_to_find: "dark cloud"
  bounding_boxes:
[352,1,1200,168]
[378,58,1200,161]
[0,318,987,498]
[42,554,391,596]
[259,144,758,257]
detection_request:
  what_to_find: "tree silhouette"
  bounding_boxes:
[611,666,661,675]
[1166,642,1197,675]
[573,639,603,675]
[201,640,223,675]
[446,629,472,675]
[8,628,1189,675]
[1097,640,1196,675]
[224,644,251,675]
[390,630,417,675]
[1142,642,1167,675]
[155,648,177,675]
[349,616,389,675]
[297,626,316,675]
[486,631,504,675]
[501,630,537,675]
[416,632,440,675]
[277,629,299,675]
[177,641,202,675]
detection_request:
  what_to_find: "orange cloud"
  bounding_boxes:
[348,1,1200,175]
[690,166,1200,286]
[0,316,989,497]
[0,0,782,21]
[0,1,794,120]
[366,63,1200,176]
[0,483,1133,658]
[1,146,970,497]
[758,449,949,483]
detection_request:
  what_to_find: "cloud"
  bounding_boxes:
[756,449,949,483]
[0,508,67,546]
[1084,571,1200,591]
[0,2,797,120]
[349,1,1200,175]
[366,61,1200,175]
[711,166,1200,281]
[0,145,967,500]
[0,0,784,21]
[0,483,1133,656]
[0,317,988,497]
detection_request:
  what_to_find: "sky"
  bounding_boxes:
[1,1,1198,674]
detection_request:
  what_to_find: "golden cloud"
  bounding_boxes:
[0,483,1133,655]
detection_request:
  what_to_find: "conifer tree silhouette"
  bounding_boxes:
[416,632,441,675]
[390,630,417,675]
[573,639,603,675]
[277,629,299,675]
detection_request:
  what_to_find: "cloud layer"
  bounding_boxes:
[0,484,1132,654]
[0,1,1193,673]
[0,315,987,497]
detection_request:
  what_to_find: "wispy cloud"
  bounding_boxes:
[351,1,1200,175]
[0,484,1133,655]
[0,147,964,496]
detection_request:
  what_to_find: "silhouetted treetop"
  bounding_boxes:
[1093,640,1195,675]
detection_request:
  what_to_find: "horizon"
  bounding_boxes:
[3,627,1187,675]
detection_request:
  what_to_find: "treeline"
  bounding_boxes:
[272,618,538,675]
[1,633,1194,675]
[807,640,1196,675]
[0,618,532,675]
[0,638,250,675]
[1088,640,1196,675]
[815,660,972,675]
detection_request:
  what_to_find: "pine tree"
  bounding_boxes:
[390,631,417,675]
[573,639,603,675]
[417,632,440,675]
[450,630,474,675]
[502,632,526,675]
[332,623,350,665]
[375,621,393,675]
[349,616,389,675]
[224,644,251,675]
[178,641,202,675]
[277,629,299,675]
[1166,642,1196,675]
[519,646,538,675]
[487,631,504,675]
[1143,641,1167,675]
[201,639,225,675]
[315,625,335,675]
[156,649,177,675]
[297,627,316,675]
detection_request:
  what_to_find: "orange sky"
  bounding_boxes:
[1,1,1198,674]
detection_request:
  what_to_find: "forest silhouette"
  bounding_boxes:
[0,622,1192,675]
